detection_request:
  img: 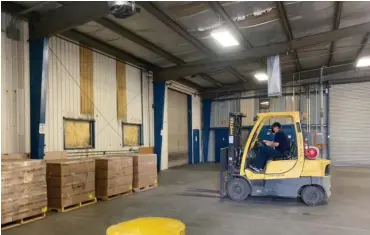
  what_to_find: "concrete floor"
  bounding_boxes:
[4,164,370,235]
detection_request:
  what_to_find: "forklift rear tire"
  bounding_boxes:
[301,186,325,206]
[227,178,251,201]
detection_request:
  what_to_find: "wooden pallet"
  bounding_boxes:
[1,212,46,230]
[133,184,157,193]
[97,191,132,201]
[50,198,97,213]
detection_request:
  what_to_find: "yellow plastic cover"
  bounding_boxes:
[106,217,185,235]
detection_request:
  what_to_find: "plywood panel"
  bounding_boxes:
[80,46,94,115]
[64,120,92,149]
[123,124,139,146]
[116,61,127,121]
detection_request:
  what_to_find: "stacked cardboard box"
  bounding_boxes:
[46,159,96,210]
[1,160,47,225]
[95,156,133,199]
[132,154,157,190]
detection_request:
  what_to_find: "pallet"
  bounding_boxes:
[97,191,132,201]
[133,184,157,193]
[1,212,46,230]
[49,198,97,213]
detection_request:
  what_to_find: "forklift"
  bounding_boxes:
[220,111,331,206]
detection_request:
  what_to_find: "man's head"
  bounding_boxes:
[271,122,281,133]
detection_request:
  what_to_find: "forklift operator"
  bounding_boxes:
[251,122,290,172]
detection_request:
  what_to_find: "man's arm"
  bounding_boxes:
[263,140,280,147]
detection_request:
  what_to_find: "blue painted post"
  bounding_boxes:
[153,81,166,171]
[202,99,212,163]
[29,38,49,159]
[187,95,193,164]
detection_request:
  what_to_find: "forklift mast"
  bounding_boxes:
[227,112,245,174]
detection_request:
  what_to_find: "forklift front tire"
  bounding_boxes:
[227,178,251,201]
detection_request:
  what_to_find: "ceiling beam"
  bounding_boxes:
[139,2,215,56]
[208,2,253,49]
[202,63,356,96]
[276,1,301,72]
[207,2,256,82]
[327,1,343,66]
[157,22,370,80]
[96,17,185,65]
[355,32,370,60]
[30,2,110,39]
[200,74,223,88]
[227,66,248,82]
[61,30,158,71]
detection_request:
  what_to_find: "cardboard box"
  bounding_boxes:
[1,159,47,224]
[95,157,133,198]
[132,154,158,188]
[46,158,95,209]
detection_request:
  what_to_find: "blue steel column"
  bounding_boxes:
[153,81,166,171]
[202,99,211,162]
[30,38,49,159]
[187,95,193,164]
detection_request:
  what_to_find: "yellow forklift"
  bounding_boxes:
[220,111,331,206]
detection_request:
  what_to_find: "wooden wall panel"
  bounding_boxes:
[80,47,94,115]
[123,125,139,146]
[64,120,92,149]
[116,61,127,121]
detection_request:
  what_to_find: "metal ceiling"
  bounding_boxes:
[3,1,370,96]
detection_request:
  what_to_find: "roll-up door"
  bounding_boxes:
[168,89,188,166]
[330,82,370,166]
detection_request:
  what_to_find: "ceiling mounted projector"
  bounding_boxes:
[108,1,140,19]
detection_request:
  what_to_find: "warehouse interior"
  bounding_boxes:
[1,1,370,234]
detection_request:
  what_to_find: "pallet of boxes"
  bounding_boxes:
[46,158,96,212]
[95,156,133,200]
[1,159,47,230]
[132,154,158,192]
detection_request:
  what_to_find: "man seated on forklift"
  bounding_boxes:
[250,122,290,172]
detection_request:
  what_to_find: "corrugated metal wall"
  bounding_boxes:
[46,37,81,151]
[126,64,142,124]
[192,95,202,161]
[141,71,154,147]
[210,100,240,128]
[1,29,154,154]
[46,37,151,152]
[330,82,370,166]
[1,12,30,154]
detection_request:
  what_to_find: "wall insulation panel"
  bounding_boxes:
[80,46,94,115]
[45,37,152,153]
[141,71,154,147]
[1,12,30,154]
[45,37,81,152]
[116,61,127,121]
[126,65,142,124]
[93,52,121,151]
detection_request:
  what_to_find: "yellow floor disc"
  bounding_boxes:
[106,217,185,235]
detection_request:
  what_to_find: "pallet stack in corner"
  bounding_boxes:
[132,154,158,192]
[46,158,96,212]
[95,156,133,200]
[1,160,47,229]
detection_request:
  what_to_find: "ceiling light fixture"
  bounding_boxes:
[260,101,269,105]
[211,30,239,47]
[356,56,370,67]
[254,72,268,81]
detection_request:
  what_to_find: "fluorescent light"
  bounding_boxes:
[357,56,370,67]
[254,72,268,81]
[211,30,239,47]
[260,101,269,105]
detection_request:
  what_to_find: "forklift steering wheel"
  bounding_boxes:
[256,139,267,148]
